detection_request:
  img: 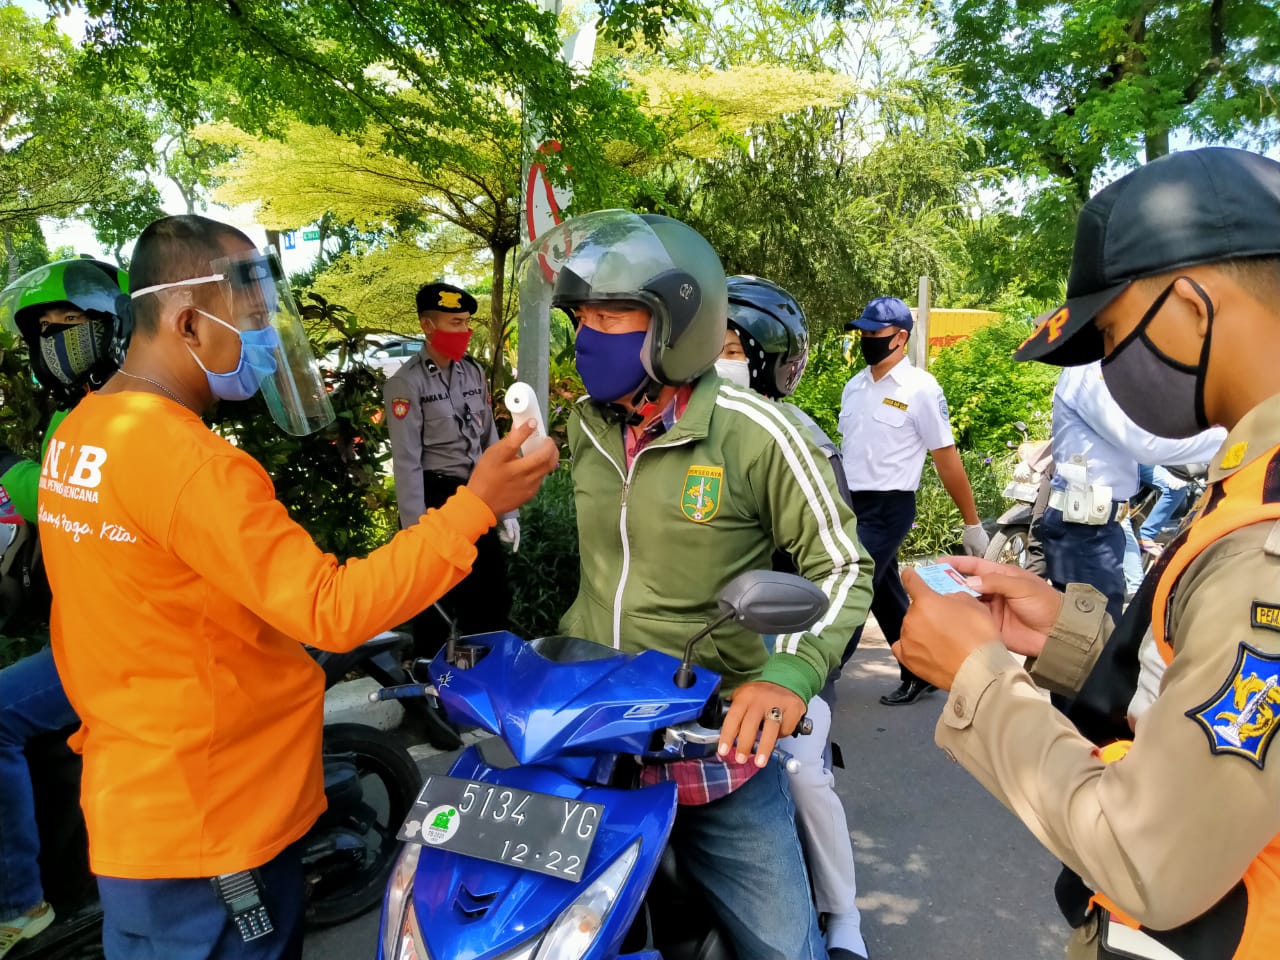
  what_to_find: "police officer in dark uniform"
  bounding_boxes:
[384,282,517,656]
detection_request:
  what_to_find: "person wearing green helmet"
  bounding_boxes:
[527,210,873,960]
[0,257,129,957]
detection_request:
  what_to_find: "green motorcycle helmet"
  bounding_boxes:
[549,210,728,391]
[0,258,130,405]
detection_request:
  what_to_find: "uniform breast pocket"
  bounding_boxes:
[872,401,908,429]
[420,401,456,437]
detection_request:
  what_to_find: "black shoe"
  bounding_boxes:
[878,679,936,705]
[829,949,869,960]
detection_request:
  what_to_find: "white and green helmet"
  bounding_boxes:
[0,258,130,403]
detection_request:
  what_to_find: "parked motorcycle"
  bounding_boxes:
[2,521,425,959]
[984,421,1052,569]
[371,570,827,960]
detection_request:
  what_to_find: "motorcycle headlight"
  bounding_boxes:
[533,840,640,960]
[382,843,425,960]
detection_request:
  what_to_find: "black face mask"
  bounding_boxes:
[859,331,902,366]
[1101,277,1215,438]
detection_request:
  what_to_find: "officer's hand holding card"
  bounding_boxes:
[913,562,982,598]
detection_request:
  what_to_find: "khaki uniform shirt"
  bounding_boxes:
[937,394,1280,932]
[383,351,505,529]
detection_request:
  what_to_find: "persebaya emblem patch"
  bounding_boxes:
[1187,643,1280,768]
[681,465,724,523]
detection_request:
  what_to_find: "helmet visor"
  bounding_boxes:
[522,209,679,319]
[206,247,334,436]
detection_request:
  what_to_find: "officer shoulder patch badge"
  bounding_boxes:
[681,465,723,523]
[1186,643,1280,769]
[391,398,410,420]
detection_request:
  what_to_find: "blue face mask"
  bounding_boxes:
[187,309,280,401]
[574,326,649,402]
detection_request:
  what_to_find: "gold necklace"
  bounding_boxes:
[117,369,193,412]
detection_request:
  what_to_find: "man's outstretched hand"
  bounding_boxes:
[466,421,559,518]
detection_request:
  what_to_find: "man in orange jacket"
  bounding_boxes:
[38,214,557,960]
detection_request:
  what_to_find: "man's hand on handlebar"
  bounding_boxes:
[466,421,559,518]
[718,681,807,768]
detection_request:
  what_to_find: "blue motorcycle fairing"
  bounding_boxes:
[397,745,678,960]
[429,633,721,765]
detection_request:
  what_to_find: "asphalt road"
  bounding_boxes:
[305,632,1069,960]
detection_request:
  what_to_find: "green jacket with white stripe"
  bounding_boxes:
[559,374,874,701]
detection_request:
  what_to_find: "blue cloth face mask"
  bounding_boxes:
[187,309,280,401]
[574,325,649,402]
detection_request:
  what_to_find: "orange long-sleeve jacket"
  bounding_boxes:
[38,390,494,879]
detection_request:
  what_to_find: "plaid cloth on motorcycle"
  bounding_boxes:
[639,755,762,806]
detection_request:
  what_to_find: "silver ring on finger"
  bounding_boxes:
[767,706,783,723]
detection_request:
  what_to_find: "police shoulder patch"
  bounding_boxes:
[1186,643,1280,769]
[681,465,724,523]
[391,398,410,420]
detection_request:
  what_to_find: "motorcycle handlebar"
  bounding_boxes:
[369,683,436,703]
[702,698,812,736]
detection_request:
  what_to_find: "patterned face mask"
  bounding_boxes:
[39,316,108,387]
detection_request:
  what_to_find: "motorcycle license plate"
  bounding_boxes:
[398,776,603,881]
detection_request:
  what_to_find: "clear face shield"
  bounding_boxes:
[133,247,335,436]
[520,210,680,326]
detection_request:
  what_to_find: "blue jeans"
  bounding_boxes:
[1042,507,1126,626]
[670,761,825,960]
[98,842,305,960]
[1120,517,1144,598]
[0,646,78,917]
[1138,465,1190,541]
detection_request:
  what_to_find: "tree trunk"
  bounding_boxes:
[3,226,16,285]
[1144,128,1170,163]
[488,241,511,397]
[265,228,282,254]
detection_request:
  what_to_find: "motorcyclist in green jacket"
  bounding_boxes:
[530,210,873,960]
[0,258,129,956]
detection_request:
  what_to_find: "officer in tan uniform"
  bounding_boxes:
[384,282,518,656]
[893,147,1280,959]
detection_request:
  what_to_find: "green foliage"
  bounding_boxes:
[2,220,51,283]
[900,450,1012,560]
[0,326,57,462]
[936,0,1280,200]
[791,331,860,440]
[73,0,669,211]
[506,467,581,639]
[929,310,1058,454]
[0,5,154,229]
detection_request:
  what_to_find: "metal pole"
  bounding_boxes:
[913,275,931,368]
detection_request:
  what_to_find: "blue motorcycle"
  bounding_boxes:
[372,570,827,960]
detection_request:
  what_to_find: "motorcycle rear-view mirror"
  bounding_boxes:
[717,570,829,635]
[673,571,829,688]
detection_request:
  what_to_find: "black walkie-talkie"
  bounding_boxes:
[211,870,274,942]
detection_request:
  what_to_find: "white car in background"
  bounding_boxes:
[322,336,423,380]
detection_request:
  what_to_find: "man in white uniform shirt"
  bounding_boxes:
[1042,360,1225,624]
[838,297,989,705]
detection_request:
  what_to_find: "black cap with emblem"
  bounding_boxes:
[416,282,478,315]
[1016,147,1280,367]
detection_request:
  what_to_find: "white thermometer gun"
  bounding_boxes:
[503,382,548,457]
